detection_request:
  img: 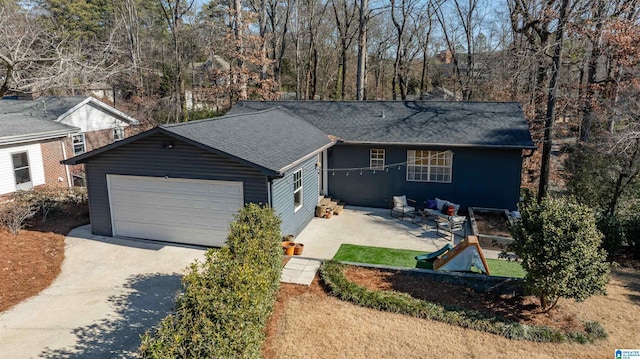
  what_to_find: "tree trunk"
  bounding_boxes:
[538,0,570,200]
[356,0,368,100]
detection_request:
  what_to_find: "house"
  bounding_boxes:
[63,108,333,247]
[0,96,140,195]
[230,101,536,210]
[64,101,534,248]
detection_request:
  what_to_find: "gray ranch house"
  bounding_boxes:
[65,101,535,247]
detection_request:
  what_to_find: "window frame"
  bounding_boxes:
[11,151,32,190]
[370,148,385,170]
[112,127,125,142]
[72,133,86,155]
[293,169,303,212]
[406,150,453,183]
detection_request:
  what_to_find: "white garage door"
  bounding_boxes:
[107,175,244,246]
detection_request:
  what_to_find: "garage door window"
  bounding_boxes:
[293,169,303,212]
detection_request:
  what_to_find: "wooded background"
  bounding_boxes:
[2,0,640,212]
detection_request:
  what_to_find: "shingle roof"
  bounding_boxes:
[229,101,535,149]
[0,96,87,122]
[0,114,78,145]
[0,96,139,145]
[162,107,333,173]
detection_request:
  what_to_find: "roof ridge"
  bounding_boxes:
[162,107,285,128]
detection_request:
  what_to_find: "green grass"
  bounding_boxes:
[332,244,525,278]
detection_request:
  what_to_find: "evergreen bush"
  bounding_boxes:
[510,197,610,311]
[139,204,282,358]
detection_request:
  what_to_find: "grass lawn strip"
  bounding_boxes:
[319,261,607,344]
[333,244,526,278]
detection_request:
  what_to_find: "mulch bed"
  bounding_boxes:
[342,266,583,333]
[0,202,89,312]
[474,211,511,238]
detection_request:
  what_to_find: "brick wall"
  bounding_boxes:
[63,127,136,178]
[40,139,70,188]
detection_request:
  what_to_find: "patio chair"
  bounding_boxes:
[436,216,467,240]
[390,195,417,220]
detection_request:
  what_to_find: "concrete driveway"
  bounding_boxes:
[0,225,205,359]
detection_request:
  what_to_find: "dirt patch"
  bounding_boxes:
[0,202,89,312]
[474,211,511,238]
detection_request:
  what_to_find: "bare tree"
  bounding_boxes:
[356,0,369,99]
[538,0,571,200]
[158,0,195,122]
[331,0,358,99]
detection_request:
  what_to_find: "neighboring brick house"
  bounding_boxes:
[0,96,139,195]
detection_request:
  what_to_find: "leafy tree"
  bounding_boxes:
[510,197,610,311]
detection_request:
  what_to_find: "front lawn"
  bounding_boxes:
[332,244,525,278]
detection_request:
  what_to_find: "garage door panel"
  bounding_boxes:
[108,175,243,246]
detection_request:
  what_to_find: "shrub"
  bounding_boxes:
[597,214,626,256]
[319,261,605,344]
[623,215,640,259]
[139,204,282,358]
[510,197,610,311]
[0,200,36,236]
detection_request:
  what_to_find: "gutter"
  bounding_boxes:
[338,140,537,150]
[277,141,336,175]
[0,129,79,146]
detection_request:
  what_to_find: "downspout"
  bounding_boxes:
[322,150,328,195]
[267,180,272,208]
[61,139,72,188]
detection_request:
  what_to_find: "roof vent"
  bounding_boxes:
[381,110,385,118]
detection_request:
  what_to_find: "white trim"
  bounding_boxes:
[406,150,453,183]
[293,169,303,212]
[11,151,32,191]
[61,140,72,188]
[55,97,139,125]
[322,150,328,195]
[112,127,125,142]
[72,133,86,155]
[370,148,385,170]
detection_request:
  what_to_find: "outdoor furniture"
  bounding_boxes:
[436,215,467,240]
[390,195,417,220]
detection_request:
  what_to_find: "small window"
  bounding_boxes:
[370,149,385,170]
[406,150,453,183]
[293,169,303,211]
[113,127,124,142]
[12,152,32,190]
[72,133,86,155]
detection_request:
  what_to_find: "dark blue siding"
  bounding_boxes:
[271,157,319,237]
[327,144,522,211]
[85,133,269,236]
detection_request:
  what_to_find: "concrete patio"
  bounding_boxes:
[293,206,502,260]
[280,206,504,285]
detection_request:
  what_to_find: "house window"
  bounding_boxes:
[12,152,32,190]
[406,150,453,183]
[370,149,385,170]
[293,169,303,211]
[113,127,125,142]
[72,133,86,155]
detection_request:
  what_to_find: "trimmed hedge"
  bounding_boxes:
[320,261,607,344]
[139,204,283,358]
